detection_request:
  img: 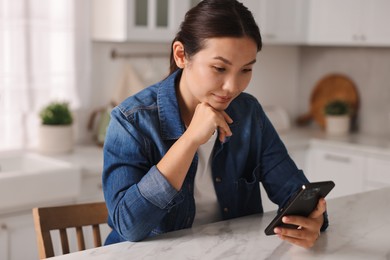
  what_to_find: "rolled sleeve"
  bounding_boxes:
[138,165,184,210]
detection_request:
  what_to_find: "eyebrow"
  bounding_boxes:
[213,56,257,66]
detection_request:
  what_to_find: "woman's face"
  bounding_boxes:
[178,37,258,112]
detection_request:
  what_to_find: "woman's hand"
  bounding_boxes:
[157,102,233,191]
[273,198,327,248]
[185,102,233,145]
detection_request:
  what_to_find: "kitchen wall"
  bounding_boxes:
[89,42,390,141]
[89,42,301,136]
[298,47,390,136]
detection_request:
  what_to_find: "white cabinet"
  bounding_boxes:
[0,211,38,260]
[77,174,104,203]
[365,156,390,191]
[0,223,8,260]
[307,147,366,199]
[307,0,390,46]
[91,0,195,42]
[289,146,309,175]
[255,0,308,44]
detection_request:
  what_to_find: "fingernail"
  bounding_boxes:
[221,136,231,144]
[274,228,281,234]
[282,216,289,223]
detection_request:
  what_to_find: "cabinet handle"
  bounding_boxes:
[324,154,351,163]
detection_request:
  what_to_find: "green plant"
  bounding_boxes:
[40,102,73,125]
[324,100,350,116]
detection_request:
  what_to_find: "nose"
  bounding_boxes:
[222,75,240,93]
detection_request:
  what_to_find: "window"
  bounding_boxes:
[0,0,90,151]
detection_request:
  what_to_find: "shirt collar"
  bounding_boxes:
[157,70,185,140]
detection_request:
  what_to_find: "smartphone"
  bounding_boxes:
[264,180,335,236]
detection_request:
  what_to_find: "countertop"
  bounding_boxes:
[51,186,390,260]
[50,128,390,173]
[49,145,104,176]
[279,127,390,157]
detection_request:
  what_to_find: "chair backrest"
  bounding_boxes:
[32,202,109,259]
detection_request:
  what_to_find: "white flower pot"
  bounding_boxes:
[325,115,350,136]
[38,125,73,154]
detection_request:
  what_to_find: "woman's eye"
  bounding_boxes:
[213,66,226,73]
[242,68,252,73]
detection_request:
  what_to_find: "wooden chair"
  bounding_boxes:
[32,202,109,259]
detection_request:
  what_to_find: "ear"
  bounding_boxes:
[172,41,186,69]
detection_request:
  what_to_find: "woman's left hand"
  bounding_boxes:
[273,198,327,248]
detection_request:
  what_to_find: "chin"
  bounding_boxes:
[210,102,231,111]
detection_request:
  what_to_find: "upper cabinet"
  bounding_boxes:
[91,0,390,47]
[241,0,307,44]
[256,0,308,44]
[306,0,390,46]
[91,0,198,42]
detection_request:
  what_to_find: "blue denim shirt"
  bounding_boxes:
[103,70,320,244]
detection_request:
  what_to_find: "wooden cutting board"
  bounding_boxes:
[297,74,359,129]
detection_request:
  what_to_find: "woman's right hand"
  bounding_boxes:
[184,102,233,145]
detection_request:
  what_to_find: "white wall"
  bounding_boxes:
[246,45,301,119]
[89,42,390,139]
[89,42,301,123]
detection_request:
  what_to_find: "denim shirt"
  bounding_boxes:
[103,70,321,244]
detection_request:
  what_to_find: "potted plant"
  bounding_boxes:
[324,100,351,135]
[38,101,74,154]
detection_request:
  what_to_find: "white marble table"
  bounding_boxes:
[52,187,390,260]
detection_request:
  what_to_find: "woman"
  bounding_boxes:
[103,0,327,249]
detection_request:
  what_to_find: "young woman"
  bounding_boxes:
[103,0,327,249]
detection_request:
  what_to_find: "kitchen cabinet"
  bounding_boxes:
[365,156,390,191]
[0,223,7,260]
[307,146,366,199]
[306,0,390,46]
[254,0,308,44]
[288,146,309,175]
[0,211,38,260]
[91,0,196,42]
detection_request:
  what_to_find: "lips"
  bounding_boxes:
[213,94,232,103]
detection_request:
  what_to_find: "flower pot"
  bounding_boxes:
[325,115,350,136]
[38,125,73,154]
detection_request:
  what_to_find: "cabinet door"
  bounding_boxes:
[362,0,390,46]
[308,147,366,199]
[0,223,8,260]
[365,156,390,191]
[307,0,362,45]
[91,0,128,41]
[92,0,192,42]
[4,212,38,260]
[127,0,189,42]
[258,0,307,44]
[288,147,309,175]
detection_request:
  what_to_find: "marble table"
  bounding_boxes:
[52,187,390,259]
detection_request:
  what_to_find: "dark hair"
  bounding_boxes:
[169,0,262,75]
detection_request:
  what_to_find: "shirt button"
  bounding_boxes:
[215,177,222,183]
[223,207,229,213]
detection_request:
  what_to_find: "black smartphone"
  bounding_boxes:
[264,180,335,236]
